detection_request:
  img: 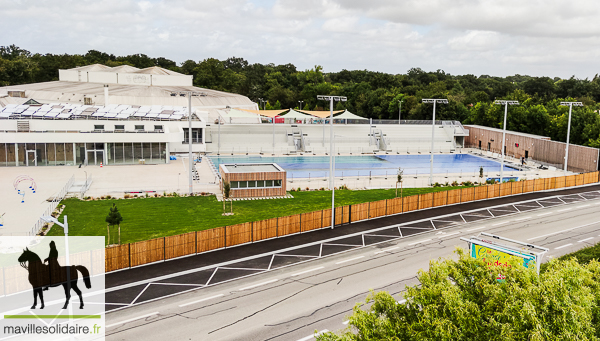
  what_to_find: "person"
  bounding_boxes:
[44,241,59,290]
[521,156,525,166]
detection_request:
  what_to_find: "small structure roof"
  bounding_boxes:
[281,109,315,120]
[334,109,367,120]
[297,109,344,118]
[221,163,284,173]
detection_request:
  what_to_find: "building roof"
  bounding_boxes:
[221,163,284,173]
[465,125,551,140]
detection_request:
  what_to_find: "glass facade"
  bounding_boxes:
[0,142,166,166]
[230,180,282,189]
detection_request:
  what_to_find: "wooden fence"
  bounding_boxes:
[104,171,600,273]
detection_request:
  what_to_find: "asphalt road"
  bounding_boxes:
[105,192,600,341]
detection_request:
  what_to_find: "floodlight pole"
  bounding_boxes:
[188,93,193,195]
[422,99,448,185]
[494,100,519,183]
[298,100,304,110]
[398,98,403,124]
[560,102,583,173]
[317,95,347,229]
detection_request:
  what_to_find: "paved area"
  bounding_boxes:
[104,186,600,340]
[0,166,73,235]
[103,183,600,314]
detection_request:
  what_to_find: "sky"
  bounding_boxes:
[2,0,600,79]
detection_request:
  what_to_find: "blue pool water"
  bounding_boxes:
[209,154,520,178]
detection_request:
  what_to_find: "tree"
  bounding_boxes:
[396,168,403,198]
[318,249,600,341]
[223,181,232,214]
[105,204,123,245]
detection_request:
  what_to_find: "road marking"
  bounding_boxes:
[527,221,600,241]
[336,256,364,264]
[374,246,399,254]
[239,279,278,291]
[557,208,571,212]
[408,239,431,246]
[291,267,324,277]
[514,216,531,221]
[578,237,594,243]
[438,232,460,238]
[466,226,486,232]
[491,222,506,226]
[106,312,159,329]
[537,212,553,216]
[578,205,590,208]
[555,243,573,250]
[179,294,224,307]
[297,329,329,341]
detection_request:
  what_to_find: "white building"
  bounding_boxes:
[0,64,257,167]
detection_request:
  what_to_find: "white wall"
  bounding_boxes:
[116,73,152,86]
[88,72,118,84]
[58,70,79,82]
[152,74,193,86]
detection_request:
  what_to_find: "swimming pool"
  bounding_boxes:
[209,154,520,178]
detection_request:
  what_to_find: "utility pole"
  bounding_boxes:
[422,99,448,185]
[494,100,519,183]
[560,101,583,173]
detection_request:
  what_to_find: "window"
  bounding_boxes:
[265,180,274,187]
[257,180,265,188]
[239,181,247,188]
[135,125,144,131]
[274,180,282,187]
[183,128,202,143]
[154,125,163,131]
[94,125,104,131]
[248,181,256,188]
[115,125,124,130]
[231,181,239,189]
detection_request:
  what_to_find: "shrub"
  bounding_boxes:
[133,194,138,198]
[106,195,112,199]
[451,180,459,186]
[444,182,449,187]
[124,194,130,199]
[432,182,442,188]
[154,193,158,197]
[305,187,310,191]
[463,180,473,187]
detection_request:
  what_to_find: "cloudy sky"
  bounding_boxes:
[3,0,600,78]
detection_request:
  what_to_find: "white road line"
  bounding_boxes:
[179,294,224,307]
[466,226,486,232]
[297,329,329,341]
[578,205,591,208]
[491,222,505,226]
[578,237,594,243]
[555,243,573,250]
[336,256,365,264]
[527,221,600,241]
[290,267,324,277]
[557,208,572,212]
[239,279,278,291]
[438,232,460,239]
[514,216,531,221]
[537,212,553,216]
[408,239,431,246]
[374,246,399,254]
[106,312,159,329]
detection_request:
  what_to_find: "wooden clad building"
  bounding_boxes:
[219,163,287,198]
[465,125,599,173]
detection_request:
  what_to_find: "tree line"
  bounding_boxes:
[2,44,600,146]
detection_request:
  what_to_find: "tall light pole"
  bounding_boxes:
[317,95,347,229]
[422,99,448,185]
[560,101,583,173]
[298,100,304,111]
[171,91,202,195]
[494,100,519,183]
[398,98,403,124]
[258,98,265,110]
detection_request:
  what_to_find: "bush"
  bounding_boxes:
[432,182,442,188]
[124,194,130,199]
[462,180,473,187]
[444,182,449,187]
[154,193,158,197]
[451,180,459,186]
[133,194,138,198]
[106,195,112,199]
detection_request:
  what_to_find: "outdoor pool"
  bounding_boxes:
[208,154,520,178]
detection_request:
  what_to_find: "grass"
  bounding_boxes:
[47,186,463,245]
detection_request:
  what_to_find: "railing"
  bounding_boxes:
[103,170,600,273]
[30,174,74,236]
[80,174,93,199]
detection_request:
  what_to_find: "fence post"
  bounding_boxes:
[321,210,324,229]
[224,226,227,248]
[349,205,352,223]
[385,200,388,216]
[276,218,279,238]
[251,221,254,242]
[128,243,131,269]
[163,237,166,261]
[195,231,198,255]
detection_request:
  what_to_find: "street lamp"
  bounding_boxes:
[494,100,519,183]
[170,91,204,195]
[298,100,304,111]
[317,95,347,230]
[422,99,448,185]
[560,101,583,173]
[258,98,266,110]
[398,98,403,124]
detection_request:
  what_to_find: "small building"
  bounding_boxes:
[219,163,286,198]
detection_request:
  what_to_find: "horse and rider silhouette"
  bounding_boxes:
[18,241,91,310]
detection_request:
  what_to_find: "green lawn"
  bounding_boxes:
[47,186,462,245]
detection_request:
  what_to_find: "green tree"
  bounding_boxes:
[105,204,123,245]
[319,249,600,341]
